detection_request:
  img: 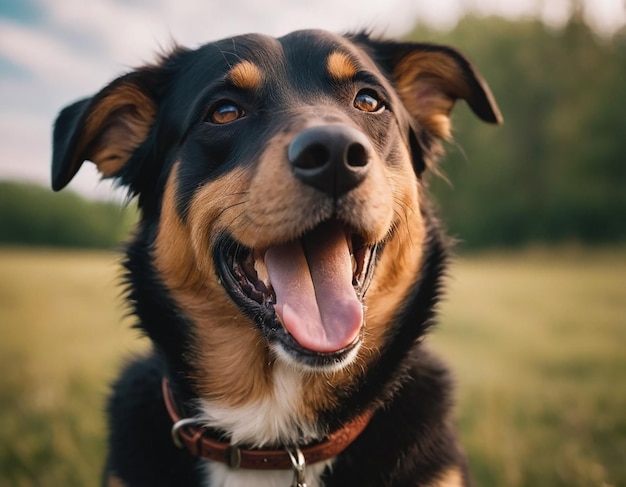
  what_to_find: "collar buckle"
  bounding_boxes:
[228,445,242,469]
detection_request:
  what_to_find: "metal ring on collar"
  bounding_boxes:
[171,418,202,449]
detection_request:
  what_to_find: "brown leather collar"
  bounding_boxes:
[162,378,373,470]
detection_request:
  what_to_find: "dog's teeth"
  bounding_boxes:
[254,255,271,288]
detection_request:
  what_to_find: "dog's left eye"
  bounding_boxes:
[354,89,384,113]
[208,101,245,124]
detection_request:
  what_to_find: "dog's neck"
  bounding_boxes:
[162,378,373,475]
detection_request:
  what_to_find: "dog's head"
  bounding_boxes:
[53,30,500,410]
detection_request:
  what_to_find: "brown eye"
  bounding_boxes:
[209,102,244,124]
[354,90,383,113]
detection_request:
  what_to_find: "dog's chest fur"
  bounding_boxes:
[198,364,330,487]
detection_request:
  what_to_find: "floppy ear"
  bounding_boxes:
[356,36,502,139]
[51,72,158,191]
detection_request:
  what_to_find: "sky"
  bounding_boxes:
[0,0,624,200]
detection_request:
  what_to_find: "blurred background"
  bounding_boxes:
[1,0,625,485]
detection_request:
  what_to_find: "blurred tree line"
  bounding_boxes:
[1,13,624,249]
[0,181,135,248]
[409,13,626,248]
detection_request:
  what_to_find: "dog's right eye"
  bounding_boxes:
[354,89,384,113]
[207,101,245,124]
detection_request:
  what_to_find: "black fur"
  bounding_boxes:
[52,29,500,487]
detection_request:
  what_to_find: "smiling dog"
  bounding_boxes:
[52,29,501,487]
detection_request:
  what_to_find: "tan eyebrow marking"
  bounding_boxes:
[226,60,263,90]
[327,51,359,81]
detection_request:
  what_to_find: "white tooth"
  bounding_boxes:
[362,249,371,278]
[254,254,271,287]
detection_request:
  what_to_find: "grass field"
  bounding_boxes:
[0,247,624,486]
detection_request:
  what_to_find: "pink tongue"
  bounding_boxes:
[264,221,363,353]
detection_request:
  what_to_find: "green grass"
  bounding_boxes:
[431,248,626,487]
[0,247,625,486]
[0,248,147,486]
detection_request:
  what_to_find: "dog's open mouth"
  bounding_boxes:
[215,219,378,365]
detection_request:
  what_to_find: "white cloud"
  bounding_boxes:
[0,19,115,91]
[540,0,573,29]
[583,0,626,34]
[0,0,624,199]
[42,0,175,65]
[0,111,50,182]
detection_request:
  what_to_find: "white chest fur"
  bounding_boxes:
[197,364,332,487]
[201,460,330,487]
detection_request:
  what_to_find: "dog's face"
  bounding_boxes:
[53,30,500,412]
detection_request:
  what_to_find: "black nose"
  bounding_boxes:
[288,125,372,197]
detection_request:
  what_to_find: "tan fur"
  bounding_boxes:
[226,60,264,90]
[428,467,464,487]
[392,51,470,139]
[361,161,425,350]
[154,165,273,408]
[327,51,359,81]
[79,83,156,176]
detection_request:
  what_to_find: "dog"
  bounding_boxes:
[52,29,501,487]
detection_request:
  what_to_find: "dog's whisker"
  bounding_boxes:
[214,200,248,222]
